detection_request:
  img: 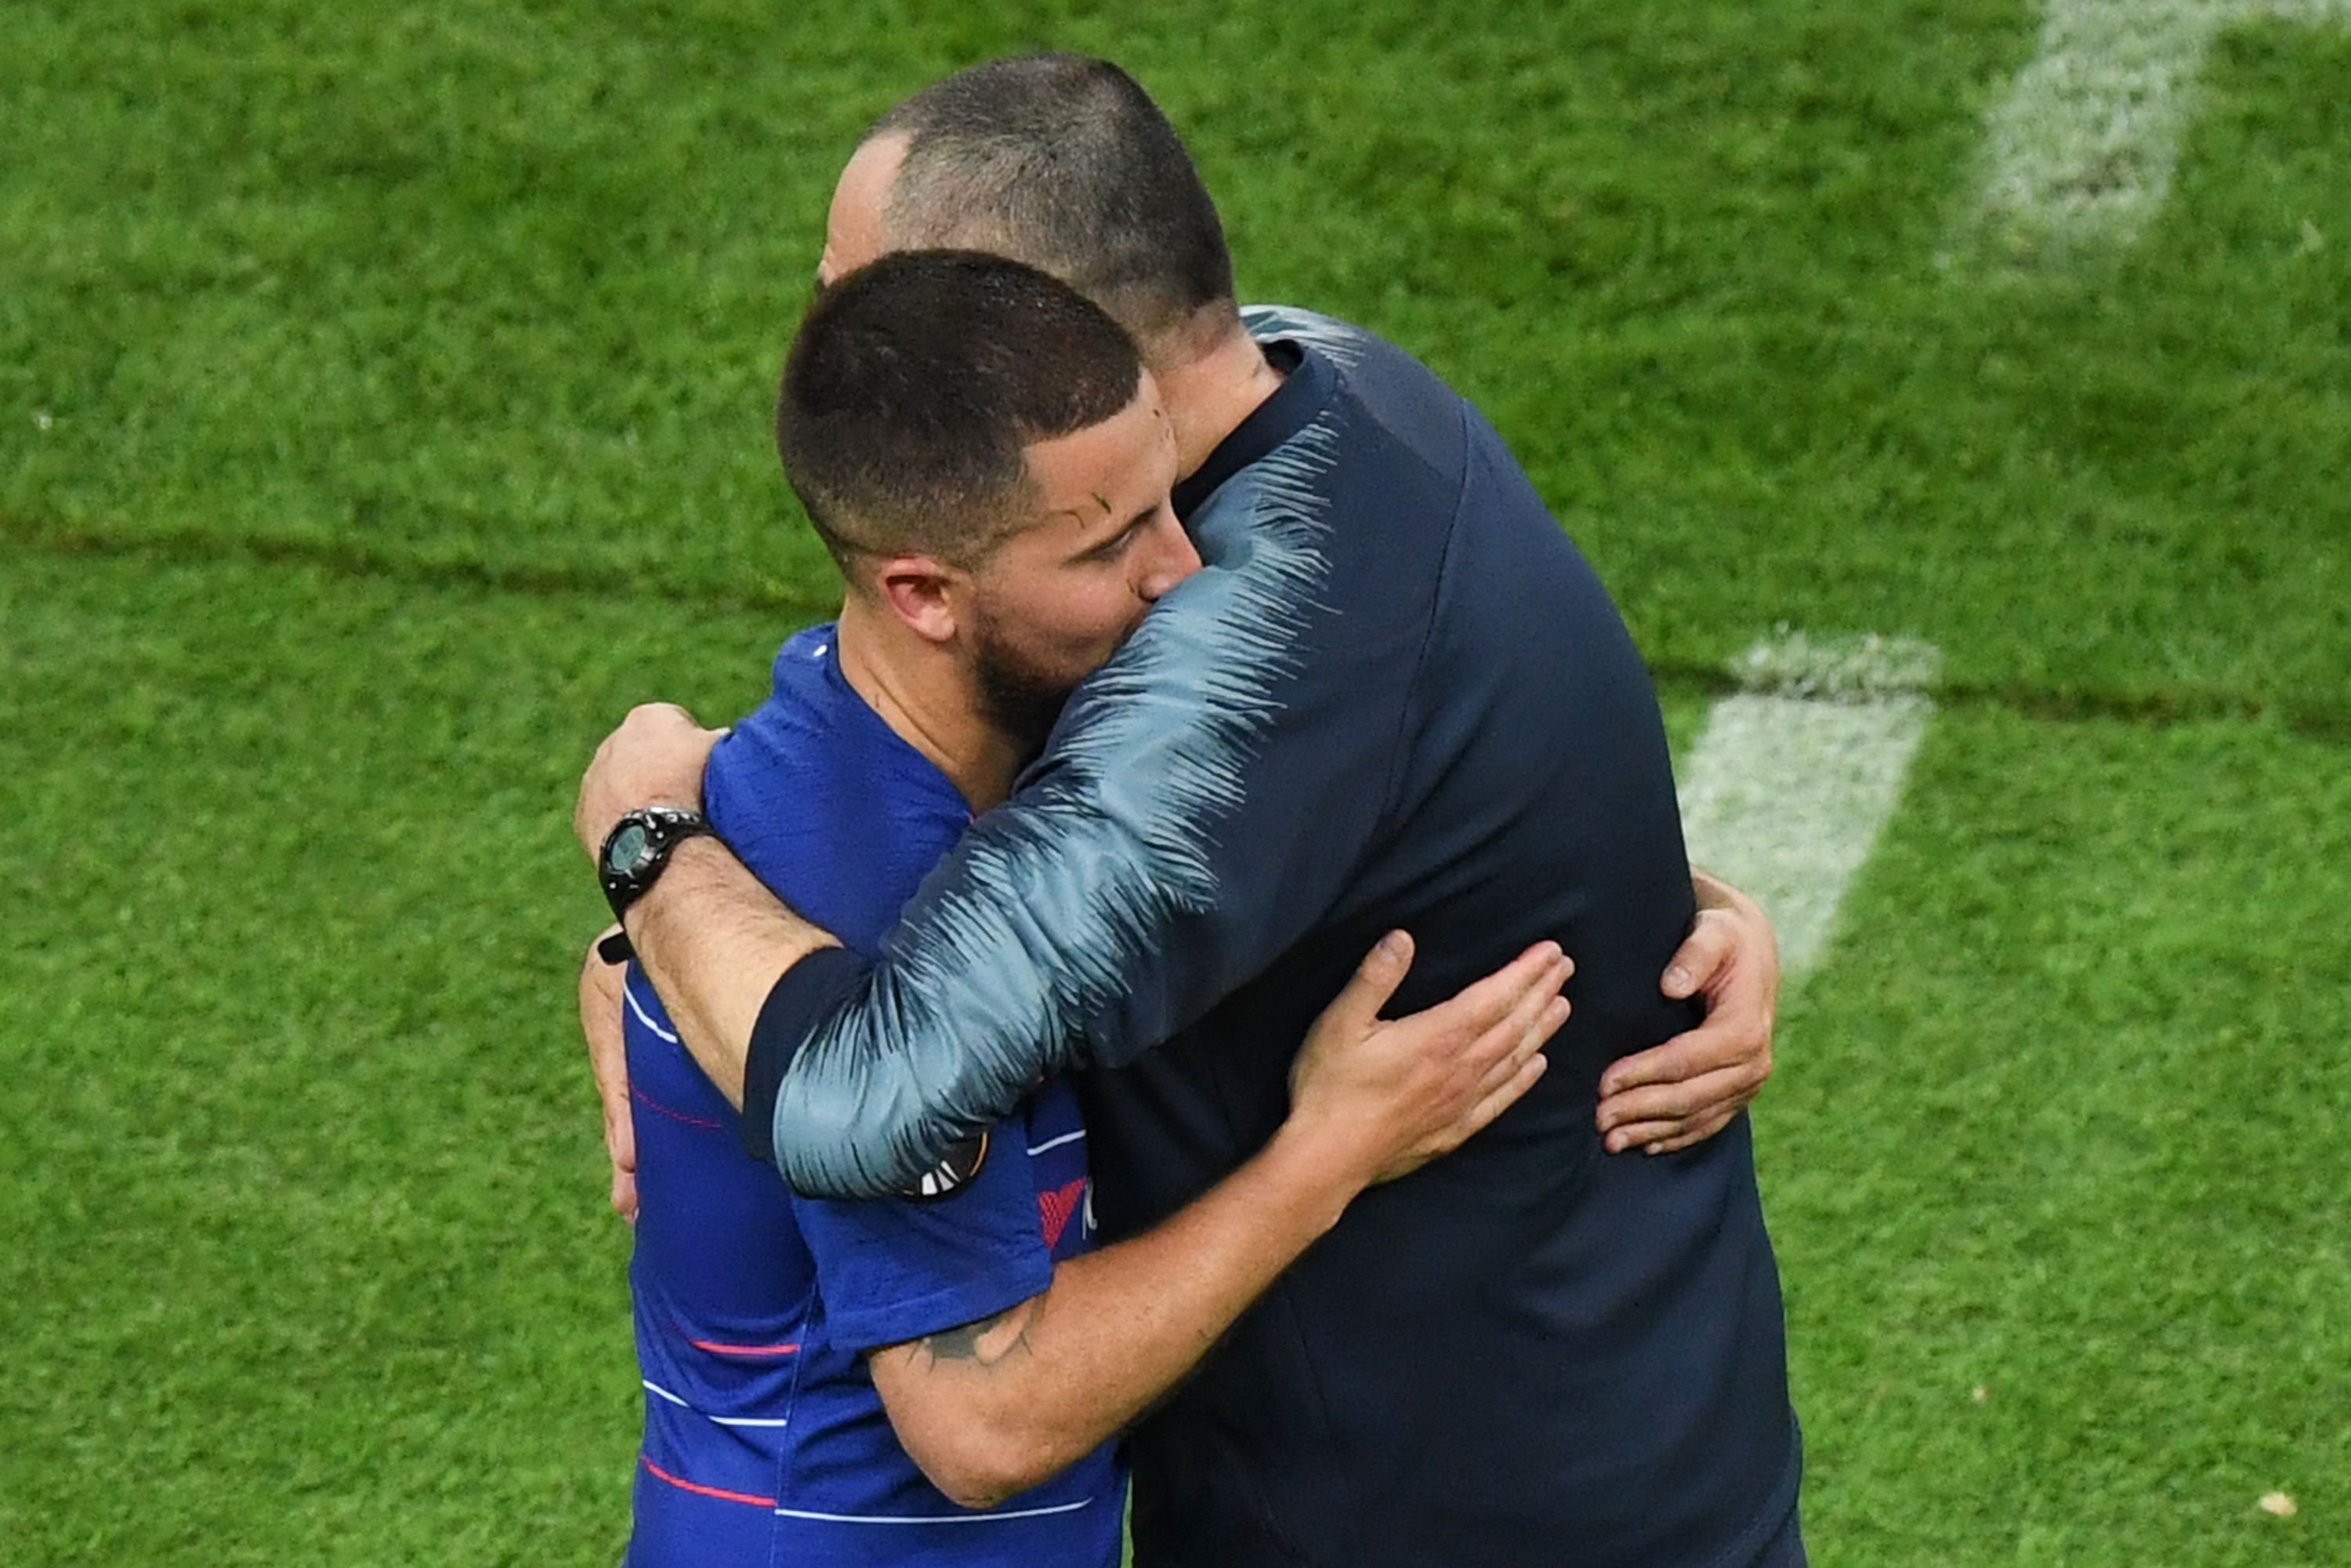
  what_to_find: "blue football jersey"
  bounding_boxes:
[621,625,1123,1567]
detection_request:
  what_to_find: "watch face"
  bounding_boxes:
[607,822,650,875]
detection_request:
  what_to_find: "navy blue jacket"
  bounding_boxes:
[747,309,1799,1566]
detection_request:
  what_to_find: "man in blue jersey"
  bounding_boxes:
[587,252,1575,1566]
[578,56,1803,1567]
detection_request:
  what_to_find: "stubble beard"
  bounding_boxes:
[971,614,1082,766]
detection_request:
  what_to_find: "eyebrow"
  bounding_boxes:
[1059,500,1161,559]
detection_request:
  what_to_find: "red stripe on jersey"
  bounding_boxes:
[640,1455,776,1508]
[690,1338,802,1358]
[632,1085,725,1130]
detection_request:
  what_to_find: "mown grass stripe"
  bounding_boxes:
[0,509,836,624]
[10,516,2348,744]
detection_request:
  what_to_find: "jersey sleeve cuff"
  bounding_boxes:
[742,943,875,1168]
[823,1255,1055,1356]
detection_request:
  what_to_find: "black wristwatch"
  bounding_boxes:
[599,806,715,929]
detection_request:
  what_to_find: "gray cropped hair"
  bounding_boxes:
[871,54,1239,350]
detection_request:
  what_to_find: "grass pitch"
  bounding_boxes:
[5,2,2346,1563]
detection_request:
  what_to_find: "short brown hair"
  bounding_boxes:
[777,250,1143,574]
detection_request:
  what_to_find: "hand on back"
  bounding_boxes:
[1286,932,1571,1187]
[1596,871,1781,1155]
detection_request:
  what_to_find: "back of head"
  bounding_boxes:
[873,54,1237,352]
[777,249,1143,578]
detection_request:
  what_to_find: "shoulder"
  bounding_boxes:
[1241,304,1469,509]
[708,625,907,832]
[707,627,972,948]
[707,627,837,791]
[1242,304,1458,410]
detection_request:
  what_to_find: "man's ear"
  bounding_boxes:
[871,555,964,646]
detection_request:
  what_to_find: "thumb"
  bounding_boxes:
[1328,931,1415,1032]
[1663,910,1734,1000]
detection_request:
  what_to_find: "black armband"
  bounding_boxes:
[741,944,875,1168]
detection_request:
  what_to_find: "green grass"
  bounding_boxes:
[3,546,787,1563]
[5,0,2348,1562]
[9,1,2349,711]
[1766,708,2351,1563]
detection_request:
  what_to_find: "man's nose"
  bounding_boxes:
[1137,518,1204,602]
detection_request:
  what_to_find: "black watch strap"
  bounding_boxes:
[599,806,715,928]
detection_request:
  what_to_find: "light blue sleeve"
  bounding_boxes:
[762,413,1407,1199]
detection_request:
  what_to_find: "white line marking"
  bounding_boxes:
[643,1379,792,1429]
[1976,0,2348,248]
[623,979,679,1043]
[772,1497,1095,1524]
[1678,633,1940,980]
[1024,1129,1087,1157]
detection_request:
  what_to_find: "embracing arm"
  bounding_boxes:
[624,837,825,1109]
[875,1135,1343,1509]
[579,929,640,1220]
[573,703,833,1109]
[1595,867,1783,1155]
[867,934,1568,1509]
[574,703,1787,1188]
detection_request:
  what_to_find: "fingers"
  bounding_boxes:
[1609,1105,1737,1157]
[581,927,638,1220]
[1596,1064,1760,1153]
[1600,1059,1762,1130]
[1599,1030,1708,1100]
[1451,1053,1551,1149]
[1394,1049,1552,1180]
[574,701,719,856]
[1320,931,1417,1039]
[1387,943,1566,1120]
[1492,952,1570,1052]
[603,1097,639,1208]
[1646,1114,1740,1152]
[599,1082,640,1221]
[1642,1112,1737,1156]
[1471,976,1570,1100]
[1600,911,1777,1152]
[1433,940,1570,1041]
[1598,983,1773,1099]
[1661,905,1737,1000]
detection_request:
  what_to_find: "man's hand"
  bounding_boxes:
[580,928,638,1223]
[1596,870,1780,1155]
[868,931,1570,1511]
[1286,932,1570,1188]
[574,702,727,860]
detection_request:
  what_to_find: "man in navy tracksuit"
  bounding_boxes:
[578,55,1802,1568]
[596,253,1578,1567]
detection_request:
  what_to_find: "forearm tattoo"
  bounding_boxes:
[910,1299,1040,1371]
